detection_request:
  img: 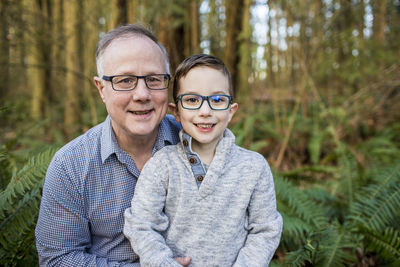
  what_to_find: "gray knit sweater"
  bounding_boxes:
[124,129,282,267]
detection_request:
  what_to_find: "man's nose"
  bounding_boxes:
[132,78,151,101]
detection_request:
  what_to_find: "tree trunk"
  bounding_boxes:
[64,0,81,137]
[225,0,243,95]
[372,0,386,46]
[0,0,10,99]
[29,0,51,120]
[190,0,200,54]
[237,0,252,103]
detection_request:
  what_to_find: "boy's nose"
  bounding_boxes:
[198,99,212,115]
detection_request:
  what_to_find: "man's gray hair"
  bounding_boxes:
[96,24,170,77]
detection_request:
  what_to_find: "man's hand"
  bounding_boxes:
[174,256,191,266]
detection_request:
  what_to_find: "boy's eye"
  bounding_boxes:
[210,95,227,103]
[185,97,200,103]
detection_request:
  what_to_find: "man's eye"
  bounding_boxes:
[147,76,162,83]
[115,77,134,84]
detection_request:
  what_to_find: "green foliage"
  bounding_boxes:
[0,148,56,266]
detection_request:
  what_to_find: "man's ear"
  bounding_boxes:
[94,76,106,103]
[168,103,181,123]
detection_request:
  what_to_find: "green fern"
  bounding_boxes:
[350,165,400,231]
[313,223,357,267]
[0,148,56,265]
[364,227,400,260]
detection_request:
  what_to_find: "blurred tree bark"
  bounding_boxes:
[50,0,65,105]
[83,0,101,127]
[29,0,52,120]
[0,0,10,100]
[157,2,185,73]
[265,3,275,89]
[184,0,200,56]
[207,0,224,58]
[237,0,252,103]
[372,0,386,45]
[225,0,243,95]
[64,0,81,137]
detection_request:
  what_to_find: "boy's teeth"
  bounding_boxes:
[197,124,213,128]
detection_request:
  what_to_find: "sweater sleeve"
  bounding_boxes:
[123,155,182,267]
[233,159,283,267]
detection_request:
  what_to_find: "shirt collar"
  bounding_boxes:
[179,128,235,156]
[101,115,178,163]
[101,116,120,163]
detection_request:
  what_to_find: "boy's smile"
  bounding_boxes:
[171,66,238,156]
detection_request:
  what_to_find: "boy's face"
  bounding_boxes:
[170,66,238,152]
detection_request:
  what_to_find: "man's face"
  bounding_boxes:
[94,36,169,144]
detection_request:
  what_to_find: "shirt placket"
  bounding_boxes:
[181,134,206,189]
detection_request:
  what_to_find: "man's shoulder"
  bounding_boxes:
[163,114,181,131]
[53,122,104,162]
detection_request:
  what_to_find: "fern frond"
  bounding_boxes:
[350,183,400,232]
[0,148,55,265]
[314,224,357,267]
[364,227,400,260]
[275,174,329,229]
[0,148,56,218]
[283,238,316,266]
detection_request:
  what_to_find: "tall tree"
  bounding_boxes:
[224,0,244,95]
[0,0,10,100]
[29,0,52,120]
[184,0,200,56]
[64,0,82,137]
[372,0,386,46]
[237,0,252,102]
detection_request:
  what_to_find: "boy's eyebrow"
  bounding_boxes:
[180,89,230,95]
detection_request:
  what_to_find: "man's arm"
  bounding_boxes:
[123,156,184,267]
[233,161,283,267]
[35,157,138,267]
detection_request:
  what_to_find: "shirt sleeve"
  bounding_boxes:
[233,160,283,267]
[123,156,182,267]
[35,156,138,267]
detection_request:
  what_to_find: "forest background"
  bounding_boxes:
[1,0,400,266]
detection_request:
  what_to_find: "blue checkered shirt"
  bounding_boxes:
[35,115,181,266]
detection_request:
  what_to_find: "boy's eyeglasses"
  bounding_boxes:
[176,94,233,110]
[102,74,170,91]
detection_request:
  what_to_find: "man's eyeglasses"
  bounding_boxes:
[176,94,233,110]
[102,74,171,91]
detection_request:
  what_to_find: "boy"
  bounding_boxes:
[124,54,282,266]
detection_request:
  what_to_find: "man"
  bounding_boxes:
[35,24,190,266]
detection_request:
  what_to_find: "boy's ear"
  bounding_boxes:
[228,102,238,122]
[168,103,181,122]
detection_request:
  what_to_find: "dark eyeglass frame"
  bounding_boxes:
[102,74,171,91]
[176,93,233,110]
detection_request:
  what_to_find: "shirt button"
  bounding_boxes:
[196,175,204,182]
[182,139,189,147]
[189,157,197,164]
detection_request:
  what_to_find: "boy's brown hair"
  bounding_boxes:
[172,54,233,103]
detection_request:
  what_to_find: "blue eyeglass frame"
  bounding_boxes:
[176,93,233,110]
